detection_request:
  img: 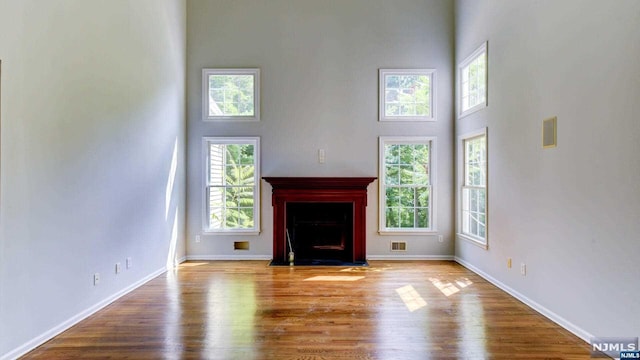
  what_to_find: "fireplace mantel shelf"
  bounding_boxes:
[263,177,376,265]
[263,177,376,190]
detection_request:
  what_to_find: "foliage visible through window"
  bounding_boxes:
[203,69,260,121]
[380,137,434,231]
[459,43,487,117]
[380,69,435,121]
[205,138,260,232]
[461,134,486,241]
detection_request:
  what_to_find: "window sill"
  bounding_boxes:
[379,230,438,236]
[458,102,486,120]
[457,233,488,249]
[203,230,261,236]
[203,117,260,122]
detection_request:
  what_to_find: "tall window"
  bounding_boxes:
[460,131,487,245]
[202,68,260,121]
[379,137,436,233]
[203,137,260,233]
[459,42,487,118]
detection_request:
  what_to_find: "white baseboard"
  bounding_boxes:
[454,256,593,343]
[1,266,168,360]
[367,255,455,261]
[186,255,272,261]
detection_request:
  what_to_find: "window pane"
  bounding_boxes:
[208,74,255,117]
[399,208,414,228]
[399,187,415,207]
[416,187,429,207]
[386,187,400,207]
[385,144,400,164]
[386,207,399,228]
[416,208,429,228]
[399,165,414,185]
[385,165,400,185]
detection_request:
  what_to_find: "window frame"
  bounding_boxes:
[458,42,488,118]
[457,128,488,248]
[378,136,437,235]
[202,68,260,122]
[202,136,261,234]
[379,69,436,122]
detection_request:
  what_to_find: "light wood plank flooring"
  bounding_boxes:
[22,261,592,359]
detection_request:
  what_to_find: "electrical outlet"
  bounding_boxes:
[438,235,444,243]
[318,149,325,164]
[195,235,201,243]
[93,273,100,286]
[520,263,526,276]
[507,258,512,268]
[115,263,121,274]
[126,257,132,269]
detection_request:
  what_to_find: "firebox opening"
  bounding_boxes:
[286,202,354,264]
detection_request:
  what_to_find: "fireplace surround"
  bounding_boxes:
[263,177,376,265]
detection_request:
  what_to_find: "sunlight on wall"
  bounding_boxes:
[165,138,178,220]
[166,209,178,270]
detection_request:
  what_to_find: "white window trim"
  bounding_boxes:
[379,69,437,122]
[378,136,437,235]
[202,68,260,122]
[202,136,261,235]
[456,128,488,249]
[458,42,488,119]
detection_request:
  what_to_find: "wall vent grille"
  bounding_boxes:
[391,241,407,251]
[234,241,250,250]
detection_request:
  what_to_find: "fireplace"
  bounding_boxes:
[263,177,376,265]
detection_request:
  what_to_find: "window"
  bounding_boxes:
[202,68,260,121]
[459,42,487,118]
[379,137,436,234]
[379,69,436,121]
[459,130,487,246]
[203,137,260,233]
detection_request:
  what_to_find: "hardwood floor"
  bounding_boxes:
[22,261,592,359]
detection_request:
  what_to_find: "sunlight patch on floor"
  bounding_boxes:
[339,267,387,273]
[428,277,474,297]
[396,284,427,312]
[429,278,460,297]
[181,262,208,267]
[304,276,365,282]
[455,277,473,288]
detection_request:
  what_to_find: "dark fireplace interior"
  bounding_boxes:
[286,202,353,264]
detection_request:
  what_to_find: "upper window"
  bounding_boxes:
[459,130,487,246]
[458,42,487,118]
[203,137,260,233]
[379,69,436,122]
[379,137,436,234]
[202,68,260,121]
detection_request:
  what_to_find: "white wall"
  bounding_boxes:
[455,0,640,340]
[186,0,455,259]
[0,1,187,358]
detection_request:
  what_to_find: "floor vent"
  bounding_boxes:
[391,241,407,251]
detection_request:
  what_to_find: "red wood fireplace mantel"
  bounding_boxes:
[263,177,376,264]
